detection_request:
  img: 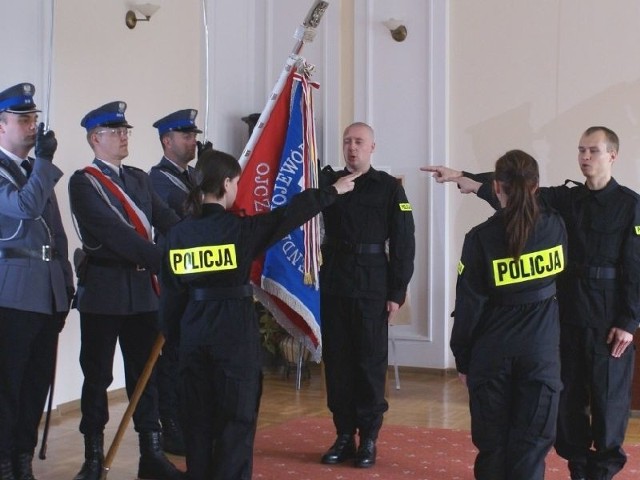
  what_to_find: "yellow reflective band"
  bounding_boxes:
[635,226,640,235]
[492,245,564,286]
[457,261,465,275]
[170,244,238,275]
[399,203,412,211]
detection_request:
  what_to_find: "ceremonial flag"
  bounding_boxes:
[234,58,323,361]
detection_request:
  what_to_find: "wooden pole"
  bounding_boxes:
[100,333,165,480]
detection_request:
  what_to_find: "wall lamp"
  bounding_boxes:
[383,18,408,42]
[125,3,160,29]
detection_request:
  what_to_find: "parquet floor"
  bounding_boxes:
[30,365,640,479]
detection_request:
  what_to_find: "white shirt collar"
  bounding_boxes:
[0,145,29,174]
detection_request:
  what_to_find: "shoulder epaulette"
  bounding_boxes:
[122,165,145,173]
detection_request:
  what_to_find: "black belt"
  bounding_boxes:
[491,283,556,306]
[190,285,254,301]
[323,237,385,254]
[570,264,618,280]
[87,256,147,271]
[0,246,59,262]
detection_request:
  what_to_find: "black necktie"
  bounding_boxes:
[21,160,32,177]
[182,170,192,187]
[119,167,125,183]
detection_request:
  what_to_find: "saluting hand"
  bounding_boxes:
[35,122,57,162]
[332,171,361,194]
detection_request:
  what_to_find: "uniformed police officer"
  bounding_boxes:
[68,101,183,480]
[424,126,640,480]
[0,83,74,480]
[158,149,359,480]
[451,150,567,479]
[319,122,415,468]
[148,109,203,455]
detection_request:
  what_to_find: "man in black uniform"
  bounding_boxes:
[319,122,415,468]
[69,101,183,480]
[0,83,74,480]
[424,125,640,480]
[149,109,202,455]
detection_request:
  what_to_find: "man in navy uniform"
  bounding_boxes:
[68,101,183,480]
[0,83,74,480]
[148,109,202,455]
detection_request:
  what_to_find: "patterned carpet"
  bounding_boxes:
[253,417,640,479]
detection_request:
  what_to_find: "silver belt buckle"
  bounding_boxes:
[136,265,146,271]
[42,245,51,261]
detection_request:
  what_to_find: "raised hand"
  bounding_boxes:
[35,122,57,162]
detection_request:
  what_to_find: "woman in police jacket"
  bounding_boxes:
[158,149,358,480]
[451,150,567,480]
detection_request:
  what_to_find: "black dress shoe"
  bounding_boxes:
[354,438,376,468]
[320,434,356,464]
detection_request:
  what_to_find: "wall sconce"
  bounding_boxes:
[383,18,408,42]
[125,3,160,29]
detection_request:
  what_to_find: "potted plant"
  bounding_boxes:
[255,301,287,368]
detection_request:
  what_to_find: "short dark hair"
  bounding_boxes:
[583,126,619,153]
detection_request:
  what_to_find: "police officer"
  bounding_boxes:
[451,150,567,479]
[148,108,203,455]
[158,149,359,480]
[424,126,640,480]
[319,122,415,468]
[0,83,74,480]
[69,101,184,480]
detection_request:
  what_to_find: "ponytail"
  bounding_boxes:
[184,149,241,217]
[494,150,539,260]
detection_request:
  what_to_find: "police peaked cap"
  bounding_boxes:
[81,101,133,131]
[0,83,40,113]
[153,109,202,136]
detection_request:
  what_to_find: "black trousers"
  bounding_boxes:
[555,324,634,480]
[467,351,561,480]
[79,312,161,434]
[0,307,60,459]
[181,345,262,480]
[157,339,181,421]
[321,294,389,441]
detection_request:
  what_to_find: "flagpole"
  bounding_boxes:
[201,0,211,142]
[239,0,329,169]
[44,0,55,130]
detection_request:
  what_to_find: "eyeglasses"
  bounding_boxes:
[96,127,131,137]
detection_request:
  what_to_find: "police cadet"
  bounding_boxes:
[424,126,640,480]
[319,122,415,468]
[68,101,184,480]
[450,150,567,479]
[158,149,359,480]
[148,109,202,456]
[0,83,74,480]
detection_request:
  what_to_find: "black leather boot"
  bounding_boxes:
[0,459,15,480]
[73,434,104,480]
[161,417,186,456]
[138,432,185,480]
[320,434,356,464]
[354,437,376,468]
[13,453,36,480]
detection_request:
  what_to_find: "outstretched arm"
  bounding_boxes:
[421,166,482,194]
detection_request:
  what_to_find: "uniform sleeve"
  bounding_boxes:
[387,182,415,304]
[246,185,338,257]
[158,238,189,345]
[468,171,502,211]
[450,231,489,374]
[617,198,640,333]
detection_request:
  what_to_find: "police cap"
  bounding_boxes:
[81,101,133,131]
[153,109,202,136]
[0,83,40,114]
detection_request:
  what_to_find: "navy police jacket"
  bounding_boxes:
[451,207,568,375]
[69,159,180,315]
